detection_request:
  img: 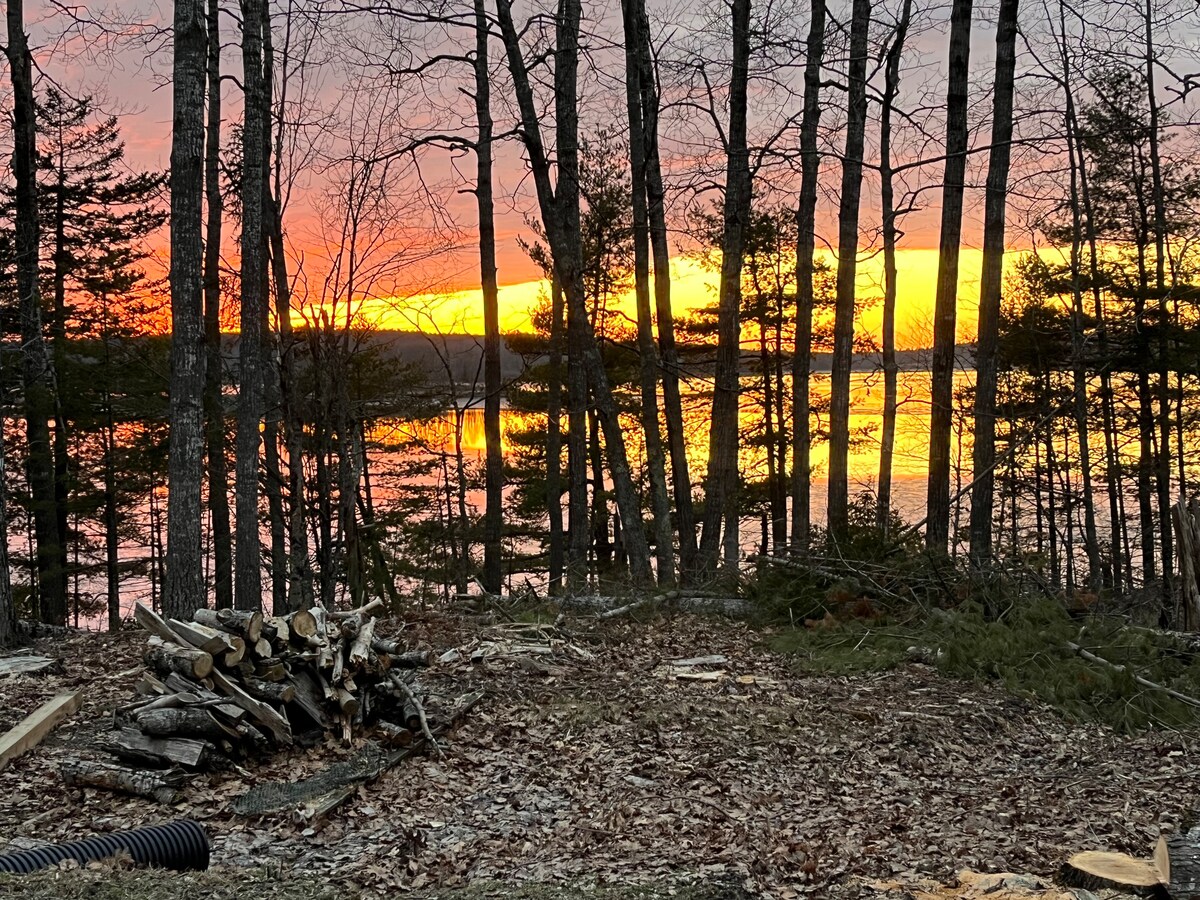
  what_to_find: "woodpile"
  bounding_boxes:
[96,600,434,773]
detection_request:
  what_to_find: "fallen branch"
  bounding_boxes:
[389,673,440,758]
[1067,641,1200,709]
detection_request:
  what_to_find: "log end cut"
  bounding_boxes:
[1059,850,1170,897]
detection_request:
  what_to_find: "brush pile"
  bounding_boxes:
[89,600,436,777]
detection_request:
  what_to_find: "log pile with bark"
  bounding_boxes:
[87,600,438,778]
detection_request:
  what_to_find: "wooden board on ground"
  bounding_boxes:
[0,655,61,678]
[0,692,83,771]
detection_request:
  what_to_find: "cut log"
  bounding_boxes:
[286,609,318,640]
[242,678,296,705]
[60,760,183,804]
[1058,850,1169,897]
[145,642,214,680]
[0,692,83,771]
[251,638,273,659]
[289,668,334,730]
[349,617,376,669]
[327,598,384,620]
[208,668,293,746]
[335,687,360,717]
[375,721,413,748]
[133,602,185,644]
[1166,830,1200,899]
[193,608,264,643]
[135,673,169,696]
[167,618,238,655]
[222,637,247,668]
[255,660,287,682]
[136,707,240,743]
[105,727,214,769]
[263,617,290,645]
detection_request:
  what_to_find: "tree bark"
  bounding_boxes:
[475,0,504,596]
[636,3,695,575]
[235,0,268,611]
[694,0,751,578]
[496,0,654,587]
[0,412,13,646]
[876,0,910,535]
[791,0,826,552]
[622,0,674,585]
[826,0,871,539]
[924,0,973,553]
[546,276,566,593]
[967,0,1016,570]
[6,0,67,624]
[163,0,208,621]
[203,0,233,611]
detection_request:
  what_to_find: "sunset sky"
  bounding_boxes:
[41,0,1018,350]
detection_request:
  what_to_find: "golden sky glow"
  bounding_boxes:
[352,248,993,349]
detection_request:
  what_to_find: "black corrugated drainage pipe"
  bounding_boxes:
[0,819,209,874]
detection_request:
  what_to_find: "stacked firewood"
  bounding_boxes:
[98,599,431,773]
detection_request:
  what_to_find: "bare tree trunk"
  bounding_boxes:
[203,0,233,611]
[1050,12,1101,590]
[967,0,1016,570]
[1143,0,1173,614]
[826,0,870,540]
[636,2,695,575]
[546,277,565,593]
[163,0,208,622]
[6,0,66,624]
[474,0,504,595]
[877,0,910,534]
[694,0,751,578]
[259,7,288,615]
[235,0,268,611]
[497,0,653,587]
[622,0,673,584]
[0,412,13,645]
[791,0,826,552]
[924,0,973,553]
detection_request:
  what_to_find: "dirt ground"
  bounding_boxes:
[0,612,1195,898]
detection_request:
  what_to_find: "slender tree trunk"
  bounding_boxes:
[7,0,64,624]
[623,0,673,584]
[968,0,1016,569]
[636,1,695,575]
[497,0,654,587]
[203,0,233,611]
[924,0,973,553]
[695,0,751,577]
[0,411,12,645]
[475,0,504,595]
[235,0,268,611]
[826,0,871,540]
[258,4,289,615]
[877,0,910,534]
[50,164,70,610]
[1143,0,1173,614]
[1051,26,1102,590]
[791,0,826,552]
[546,277,565,593]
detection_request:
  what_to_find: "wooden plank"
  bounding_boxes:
[0,655,59,678]
[0,692,83,771]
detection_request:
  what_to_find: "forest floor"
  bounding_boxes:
[0,610,1196,899]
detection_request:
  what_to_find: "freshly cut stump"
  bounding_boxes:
[1058,850,1169,897]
